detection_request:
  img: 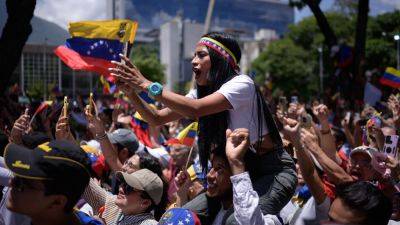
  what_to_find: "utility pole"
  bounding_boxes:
[178,0,184,93]
[395,35,400,70]
[43,37,48,101]
[204,0,216,34]
[112,0,116,19]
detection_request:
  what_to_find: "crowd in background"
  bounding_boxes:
[0,82,398,225]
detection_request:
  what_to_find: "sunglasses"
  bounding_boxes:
[120,182,140,195]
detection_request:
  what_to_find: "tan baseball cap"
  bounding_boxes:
[117,169,163,205]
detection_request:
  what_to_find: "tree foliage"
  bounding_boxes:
[251,10,400,99]
[129,44,165,83]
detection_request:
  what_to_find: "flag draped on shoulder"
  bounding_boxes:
[54,19,138,78]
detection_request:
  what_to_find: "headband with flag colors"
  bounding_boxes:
[176,122,198,147]
[54,19,138,78]
[197,37,238,69]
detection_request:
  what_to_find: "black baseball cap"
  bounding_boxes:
[4,140,91,180]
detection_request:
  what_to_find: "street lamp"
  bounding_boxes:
[394,34,400,70]
[318,46,323,97]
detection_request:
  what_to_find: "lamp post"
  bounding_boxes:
[395,34,400,70]
[318,46,323,97]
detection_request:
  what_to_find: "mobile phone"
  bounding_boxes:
[301,114,312,128]
[63,96,68,117]
[291,96,298,104]
[88,93,94,115]
[279,96,287,112]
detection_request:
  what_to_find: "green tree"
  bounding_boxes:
[129,44,165,83]
[252,10,400,99]
[252,38,317,97]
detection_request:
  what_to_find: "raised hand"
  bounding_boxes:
[282,118,300,145]
[341,115,350,129]
[175,170,192,195]
[389,94,400,122]
[109,54,152,91]
[299,128,320,154]
[371,152,394,180]
[10,109,30,144]
[312,104,329,122]
[55,114,75,142]
[85,105,106,138]
[225,128,250,175]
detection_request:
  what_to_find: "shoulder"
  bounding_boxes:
[219,74,254,91]
[224,74,254,86]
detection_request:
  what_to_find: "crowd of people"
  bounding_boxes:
[0,31,399,225]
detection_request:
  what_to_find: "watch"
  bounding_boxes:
[147,82,163,97]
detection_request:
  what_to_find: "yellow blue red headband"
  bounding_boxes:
[197,37,238,69]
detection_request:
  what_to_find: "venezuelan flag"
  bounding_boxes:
[54,19,138,78]
[380,67,400,88]
[34,101,53,115]
[177,122,198,146]
[100,75,116,94]
[130,104,157,148]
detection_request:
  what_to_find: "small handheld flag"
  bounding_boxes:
[380,67,400,88]
[177,122,198,147]
[29,101,53,128]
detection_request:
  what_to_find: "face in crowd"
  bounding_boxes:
[8,177,56,217]
[347,152,376,181]
[122,154,141,174]
[192,45,211,86]
[170,144,190,169]
[206,153,232,200]
[115,182,152,215]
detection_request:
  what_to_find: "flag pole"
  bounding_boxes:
[185,145,195,170]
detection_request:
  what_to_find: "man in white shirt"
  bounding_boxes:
[182,128,282,225]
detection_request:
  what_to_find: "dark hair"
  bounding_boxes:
[40,147,92,212]
[197,32,240,171]
[136,151,168,220]
[336,181,392,225]
[115,143,135,158]
[197,32,282,171]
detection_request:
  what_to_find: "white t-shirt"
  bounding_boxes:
[292,197,330,225]
[186,75,269,145]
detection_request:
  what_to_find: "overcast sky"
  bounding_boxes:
[33,0,400,29]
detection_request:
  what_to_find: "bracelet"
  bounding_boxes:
[95,132,107,141]
[320,129,331,135]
